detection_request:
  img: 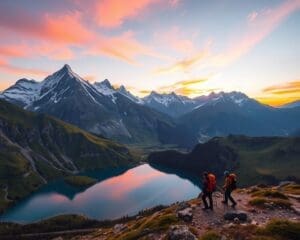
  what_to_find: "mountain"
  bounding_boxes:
[0,65,176,144]
[149,135,300,186]
[0,99,135,212]
[142,91,198,118]
[1,65,300,147]
[177,92,300,144]
[281,100,300,109]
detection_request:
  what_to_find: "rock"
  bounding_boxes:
[224,211,248,222]
[168,225,197,240]
[177,202,191,211]
[113,223,127,233]
[177,208,193,222]
[190,204,197,209]
[51,237,63,240]
[233,217,240,224]
[279,181,295,187]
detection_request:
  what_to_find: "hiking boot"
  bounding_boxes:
[221,201,228,204]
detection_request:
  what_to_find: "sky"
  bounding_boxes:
[0,0,299,106]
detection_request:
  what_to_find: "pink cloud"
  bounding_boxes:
[94,0,161,28]
[0,59,48,77]
[154,26,197,54]
[87,31,168,64]
[210,0,300,67]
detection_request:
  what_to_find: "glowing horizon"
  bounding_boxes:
[0,0,300,107]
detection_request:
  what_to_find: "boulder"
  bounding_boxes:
[224,211,248,221]
[168,225,197,240]
[113,223,127,233]
[177,208,193,222]
[177,202,191,211]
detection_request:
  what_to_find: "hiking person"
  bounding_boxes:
[222,170,237,207]
[201,172,216,210]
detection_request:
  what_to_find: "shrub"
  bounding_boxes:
[258,219,300,240]
[252,190,288,199]
[200,230,221,240]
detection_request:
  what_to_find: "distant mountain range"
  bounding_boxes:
[1,64,300,146]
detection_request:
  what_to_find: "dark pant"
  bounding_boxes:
[202,191,213,209]
[224,188,236,205]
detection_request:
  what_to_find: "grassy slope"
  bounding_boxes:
[0,100,137,212]
[149,135,300,186]
[219,136,300,186]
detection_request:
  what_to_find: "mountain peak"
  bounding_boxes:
[62,64,72,71]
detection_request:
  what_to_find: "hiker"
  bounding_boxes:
[201,172,216,210]
[222,171,237,207]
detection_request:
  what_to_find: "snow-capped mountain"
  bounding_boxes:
[1,64,300,147]
[0,64,177,144]
[142,91,198,117]
[281,100,300,109]
[0,78,41,107]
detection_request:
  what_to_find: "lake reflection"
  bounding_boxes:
[0,164,200,223]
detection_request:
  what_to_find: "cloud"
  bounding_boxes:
[154,26,197,54]
[210,0,300,67]
[247,11,258,22]
[155,0,300,75]
[87,31,168,64]
[263,80,300,95]
[94,0,161,28]
[258,80,300,106]
[154,50,209,74]
[0,59,49,77]
[0,6,94,45]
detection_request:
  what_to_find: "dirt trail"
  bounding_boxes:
[190,190,300,235]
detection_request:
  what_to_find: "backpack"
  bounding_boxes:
[229,173,237,190]
[207,173,216,192]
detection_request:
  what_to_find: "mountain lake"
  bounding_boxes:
[0,164,201,223]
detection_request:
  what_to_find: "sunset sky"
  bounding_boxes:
[0,0,299,106]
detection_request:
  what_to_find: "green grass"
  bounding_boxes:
[257,219,300,240]
[218,136,300,186]
[113,214,178,240]
[249,197,292,209]
[252,190,288,199]
[200,230,221,240]
[64,176,97,188]
[281,184,300,195]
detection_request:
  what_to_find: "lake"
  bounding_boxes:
[0,164,201,223]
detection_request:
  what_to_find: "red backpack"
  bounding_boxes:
[229,173,237,190]
[207,173,216,192]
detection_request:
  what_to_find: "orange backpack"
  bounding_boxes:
[207,173,216,192]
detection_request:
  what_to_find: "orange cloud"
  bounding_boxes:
[95,0,161,28]
[43,11,94,44]
[258,80,300,106]
[0,45,28,58]
[155,50,209,74]
[88,31,168,64]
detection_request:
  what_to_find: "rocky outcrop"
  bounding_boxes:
[167,225,197,240]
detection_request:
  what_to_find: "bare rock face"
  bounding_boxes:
[177,208,193,222]
[168,225,197,240]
